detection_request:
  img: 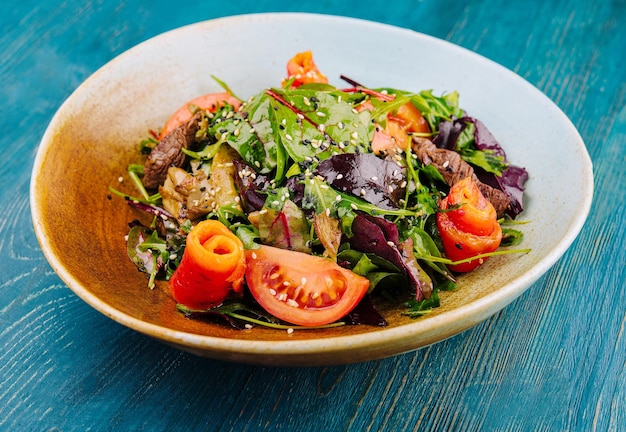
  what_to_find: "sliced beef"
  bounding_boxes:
[411,136,511,217]
[142,111,203,189]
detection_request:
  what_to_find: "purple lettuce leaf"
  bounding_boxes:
[349,214,429,300]
[315,153,406,210]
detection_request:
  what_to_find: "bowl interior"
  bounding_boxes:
[30,13,593,366]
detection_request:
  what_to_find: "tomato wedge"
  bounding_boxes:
[244,245,369,326]
[159,92,241,139]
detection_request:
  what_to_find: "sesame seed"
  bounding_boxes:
[278,293,287,301]
[335,195,342,202]
[283,281,291,287]
[387,241,395,247]
[269,272,280,280]
[287,328,294,334]
[251,252,257,259]
[118,176,124,183]
[303,97,311,106]
[325,208,331,216]
[250,128,256,133]
[351,203,358,210]
[370,176,378,181]
[301,277,307,285]
[443,160,450,168]
[259,209,268,215]
[338,122,344,129]
[400,181,407,188]
[245,324,253,329]
[336,174,344,180]
[287,299,299,308]
[272,200,280,206]
[269,288,277,296]
[285,134,293,141]
[319,124,325,132]
[317,111,326,117]
[254,161,261,168]
[360,188,366,196]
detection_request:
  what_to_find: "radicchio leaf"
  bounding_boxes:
[465,117,529,218]
[315,153,406,210]
[349,214,429,300]
[433,116,529,218]
[343,294,388,326]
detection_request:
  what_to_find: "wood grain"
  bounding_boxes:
[1,0,624,430]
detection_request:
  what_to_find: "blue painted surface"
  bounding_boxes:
[1,0,624,430]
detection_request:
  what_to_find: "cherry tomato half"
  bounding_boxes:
[244,245,369,326]
[159,92,242,139]
[437,177,502,272]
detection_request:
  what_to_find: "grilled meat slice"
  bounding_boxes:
[142,111,203,189]
[411,136,511,217]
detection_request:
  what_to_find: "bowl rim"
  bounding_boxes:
[30,12,594,362]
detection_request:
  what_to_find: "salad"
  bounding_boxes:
[112,51,529,330]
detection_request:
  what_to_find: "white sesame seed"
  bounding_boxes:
[254,161,261,168]
[287,299,299,307]
[278,293,288,301]
[400,181,407,188]
[301,277,307,285]
[287,328,294,334]
[336,174,344,180]
[118,176,124,183]
[286,134,293,141]
[303,97,311,106]
[325,208,331,216]
[319,124,325,132]
[317,111,326,117]
[259,209,268,215]
[335,195,342,202]
[269,288,277,296]
[272,200,280,206]
[370,176,378,181]
[360,189,366,196]
[283,281,291,287]
[387,241,395,247]
[251,252,257,259]
[245,324,253,329]
[351,203,358,210]
[443,160,450,168]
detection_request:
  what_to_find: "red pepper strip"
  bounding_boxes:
[436,177,502,272]
[169,220,246,309]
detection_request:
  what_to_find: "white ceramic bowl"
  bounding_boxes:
[31,13,593,366]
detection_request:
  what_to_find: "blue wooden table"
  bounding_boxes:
[1,1,623,430]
